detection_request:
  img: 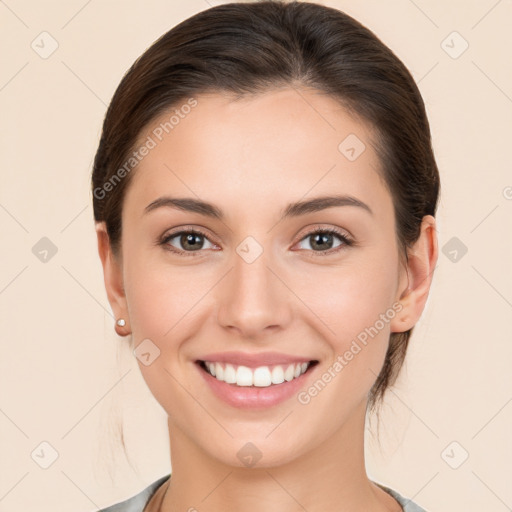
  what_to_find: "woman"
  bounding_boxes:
[92,1,439,510]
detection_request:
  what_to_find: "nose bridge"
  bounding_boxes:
[216,239,292,337]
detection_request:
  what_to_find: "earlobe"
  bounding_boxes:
[390,215,438,333]
[95,222,130,336]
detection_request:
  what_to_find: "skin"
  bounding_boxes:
[96,87,438,512]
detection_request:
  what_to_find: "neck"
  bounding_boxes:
[160,400,400,512]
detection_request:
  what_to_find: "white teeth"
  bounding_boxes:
[253,366,271,387]
[224,364,236,384]
[236,366,253,386]
[203,361,311,387]
[284,364,295,382]
[271,366,285,384]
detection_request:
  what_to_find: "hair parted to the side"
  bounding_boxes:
[91,0,440,414]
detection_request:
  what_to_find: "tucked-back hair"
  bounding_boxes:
[91,0,440,411]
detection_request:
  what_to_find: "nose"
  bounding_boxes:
[215,246,293,339]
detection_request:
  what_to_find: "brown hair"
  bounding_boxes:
[91,0,440,412]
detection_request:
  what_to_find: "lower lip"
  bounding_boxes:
[196,362,317,409]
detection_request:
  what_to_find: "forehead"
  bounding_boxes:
[124,87,391,220]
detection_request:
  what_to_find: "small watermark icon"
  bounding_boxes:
[441,31,469,59]
[236,236,264,264]
[441,441,469,469]
[31,441,59,469]
[442,236,468,263]
[32,237,58,263]
[31,31,59,59]
[237,442,263,467]
[133,338,161,366]
[338,133,366,161]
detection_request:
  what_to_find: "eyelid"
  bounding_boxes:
[294,224,353,243]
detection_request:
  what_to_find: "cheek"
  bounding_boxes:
[122,257,203,415]
[297,257,399,393]
[306,258,398,339]
[294,277,397,415]
[123,249,209,340]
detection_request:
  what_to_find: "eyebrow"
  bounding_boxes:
[143,194,373,220]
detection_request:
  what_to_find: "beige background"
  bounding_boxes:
[1,0,511,510]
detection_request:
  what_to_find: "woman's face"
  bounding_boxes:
[113,87,413,467]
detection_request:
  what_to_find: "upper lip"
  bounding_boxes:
[197,351,318,368]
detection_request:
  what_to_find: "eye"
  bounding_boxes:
[159,226,353,257]
[295,227,353,255]
[160,228,217,255]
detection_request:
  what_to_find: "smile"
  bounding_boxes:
[199,360,317,387]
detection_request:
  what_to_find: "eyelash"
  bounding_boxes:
[159,226,354,258]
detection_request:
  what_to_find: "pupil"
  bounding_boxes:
[312,233,333,250]
[182,233,203,251]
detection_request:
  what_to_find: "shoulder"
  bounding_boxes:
[98,474,171,512]
[376,482,428,512]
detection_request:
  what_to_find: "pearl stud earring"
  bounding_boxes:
[116,318,126,327]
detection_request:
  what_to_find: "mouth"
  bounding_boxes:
[196,359,319,388]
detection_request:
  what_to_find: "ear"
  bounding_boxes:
[96,221,130,336]
[390,215,438,333]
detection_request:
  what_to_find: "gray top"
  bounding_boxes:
[98,474,427,511]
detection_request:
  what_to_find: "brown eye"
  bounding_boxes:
[162,230,216,253]
[296,228,353,254]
